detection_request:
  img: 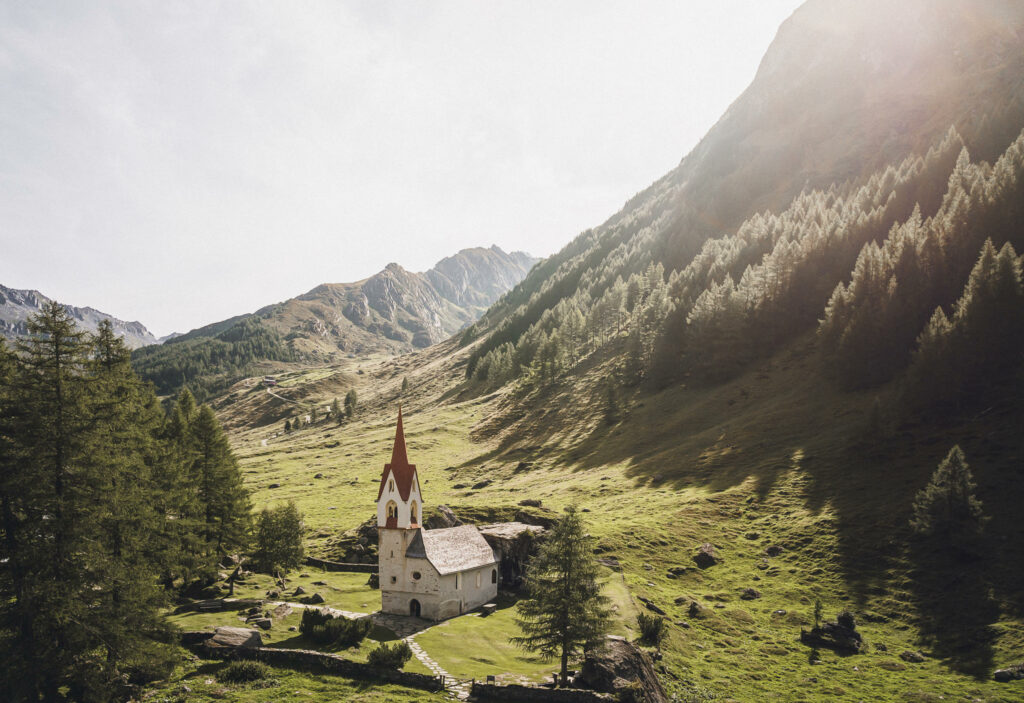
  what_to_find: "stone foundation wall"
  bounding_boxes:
[190,640,442,692]
[304,556,377,573]
[470,682,616,702]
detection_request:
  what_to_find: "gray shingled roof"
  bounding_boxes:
[405,525,498,575]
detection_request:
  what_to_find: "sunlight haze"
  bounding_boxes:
[0,1,803,336]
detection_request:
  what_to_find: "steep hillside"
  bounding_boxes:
[0,283,157,348]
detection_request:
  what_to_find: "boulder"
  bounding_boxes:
[994,663,1024,682]
[208,626,263,649]
[693,543,720,569]
[479,522,547,591]
[472,479,492,490]
[304,593,325,605]
[575,636,668,703]
[424,504,463,530]
[518,498,542,507]
[800,614,865,655]
[252,618,272,630]
[899,650,926,663]
[272,604,292,619]
[293,586,307,596]
[637,596,666,615]
[740,588,761,601]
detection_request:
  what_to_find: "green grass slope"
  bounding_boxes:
[220,329,1024,701]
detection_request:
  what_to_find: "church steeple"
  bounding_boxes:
[376,406,422,529]
[391,405,409,467]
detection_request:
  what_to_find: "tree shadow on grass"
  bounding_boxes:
[907,538,999,679]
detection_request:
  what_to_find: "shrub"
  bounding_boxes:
[637,612,666,646]
[367,640,413,669]
[300,608,372,647]
[836,611,856,631]
[216,660,271,683]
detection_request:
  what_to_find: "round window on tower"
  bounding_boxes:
[412,571,421,581]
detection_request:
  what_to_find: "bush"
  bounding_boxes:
[637,612,666,646]
[836,611,856,631]
[216,660,271,683]
[367,640,413,669]
[300,608,372,647]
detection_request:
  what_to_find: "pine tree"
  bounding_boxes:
[910,445,986,537]
[253,501,305,574]
[512,506,612,686]
[330,397,342,425]
[284,418,292,433]
[401,376,410,394]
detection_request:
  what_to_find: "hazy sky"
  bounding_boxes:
[0,1,803,337]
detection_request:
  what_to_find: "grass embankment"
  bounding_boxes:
[204,334,1024,701]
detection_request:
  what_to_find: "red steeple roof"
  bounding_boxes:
[376,406,420,503]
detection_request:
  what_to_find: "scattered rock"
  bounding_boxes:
[299,573,310,578]
[676,621,690,629]
[272,604,292,619]
[744,532,760,540]
[293,586,306,596]
[304,593,325,605]
[252,618,272,630]
[424,504,462,530]
[643,563,653,571]
[994,663,1024,682]
[208,626,263,649]
[312,580,327,586]
[765,545,783,557]
[453,483,467,489]
[314,473,324,479]
[800,612,864,654]
[598,557,622,572]
[740,588,761,601]
[514,462,534,473]
[875,643,888,652]
[472,479,492,490]
[900,650,926,663]
[268,483,281,489]
[693,543,720,569]
[288,626,297,632]
[575,636,668,703]
[518,498,542,507]
[637,596,666,615]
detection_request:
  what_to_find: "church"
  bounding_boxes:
[376,408,499,620]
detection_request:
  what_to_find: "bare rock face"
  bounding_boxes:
[801,611,865,654]
[424,504,463,530]
[575,636,668,703]
[478,522,546,591]
[208,626,263,649]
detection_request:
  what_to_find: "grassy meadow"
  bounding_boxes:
[180,330,1024,702]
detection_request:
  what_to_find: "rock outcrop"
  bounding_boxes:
[575,636,668,703]
[479,522,546,590]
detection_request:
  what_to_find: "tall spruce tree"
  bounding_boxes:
[512,506,611,686]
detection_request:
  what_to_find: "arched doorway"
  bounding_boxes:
[409,599,421,617]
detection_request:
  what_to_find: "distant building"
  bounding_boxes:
[263,376,277,387]
[376,408,498,620]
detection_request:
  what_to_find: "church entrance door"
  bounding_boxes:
[410,599,421,617]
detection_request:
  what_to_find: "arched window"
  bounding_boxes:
[388,479,395,493]
[475,571,481,588]
[491,569,497,584]
[410,501,418,523]
[386,501,398,519]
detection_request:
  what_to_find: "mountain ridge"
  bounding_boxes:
[0,284,157,349]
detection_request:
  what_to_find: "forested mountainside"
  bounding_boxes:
[132,246,535,398]
[462,0,1024,421]
[0,283,157,348]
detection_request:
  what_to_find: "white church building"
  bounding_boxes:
[376,408,498,620]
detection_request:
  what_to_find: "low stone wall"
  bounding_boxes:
[305,556,377,573]
[196,642,442,692]
[471,682,616,702]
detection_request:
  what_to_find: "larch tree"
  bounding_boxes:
[910,445,986,537]
[512,506,611,687]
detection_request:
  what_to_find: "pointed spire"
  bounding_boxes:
[390,405,409,467]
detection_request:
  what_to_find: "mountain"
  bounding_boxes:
[131,245,537,398]
[0,284,157,349]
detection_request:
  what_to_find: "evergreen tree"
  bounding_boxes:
[910,445,986,537]
[284,419,292,433]
[252,501,305,574]
[512,506,612,686]
[191,405,251,566]
[401,376,410,394]
[344,389,358,419]
[330,397,342,425]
